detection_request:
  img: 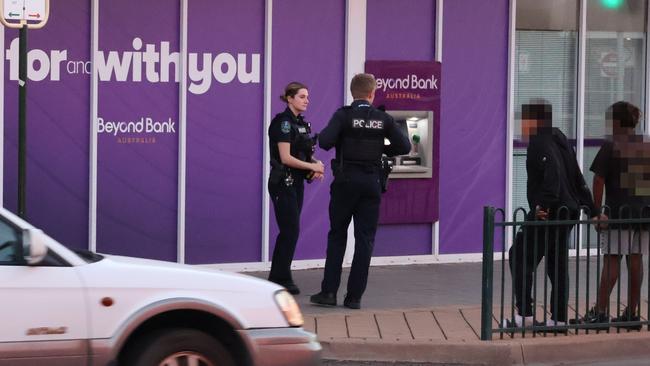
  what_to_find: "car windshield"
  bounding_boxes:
[73,249,104,263]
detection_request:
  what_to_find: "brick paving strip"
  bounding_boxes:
[307,302,650,365]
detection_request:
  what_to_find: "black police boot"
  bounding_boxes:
[343,295,361,310]
[310,292,337,306]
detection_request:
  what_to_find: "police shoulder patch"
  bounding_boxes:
[280,121,291,134]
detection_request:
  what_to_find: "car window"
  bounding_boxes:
[0,219,21,265]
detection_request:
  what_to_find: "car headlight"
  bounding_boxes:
[274,290,304,327]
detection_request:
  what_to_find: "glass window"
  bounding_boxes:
[582,0,647,248]
[0,220,21,265]
[517,0,578,31]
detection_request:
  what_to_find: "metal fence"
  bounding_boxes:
[480,205,650,340]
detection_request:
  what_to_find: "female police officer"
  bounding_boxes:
[268,82,324,295]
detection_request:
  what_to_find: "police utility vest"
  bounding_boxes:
[339,104,385,163]
[268,108,314,178]
[290,115,314,162]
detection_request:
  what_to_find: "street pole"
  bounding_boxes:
[0,1,50,220]
[18,24,27,219]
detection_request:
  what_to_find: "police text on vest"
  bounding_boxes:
[353,119,384,129]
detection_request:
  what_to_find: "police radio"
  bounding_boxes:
[379,155,393,193]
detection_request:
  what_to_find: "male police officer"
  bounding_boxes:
[310,73,410,309]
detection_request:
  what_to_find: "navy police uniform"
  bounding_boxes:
[268,107,315,293]
[316,100,410,306]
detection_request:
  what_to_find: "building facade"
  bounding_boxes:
[2,0,641,268]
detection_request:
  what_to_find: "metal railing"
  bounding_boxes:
[481,205,650,340]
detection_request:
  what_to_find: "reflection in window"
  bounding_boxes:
[0,220,20,264]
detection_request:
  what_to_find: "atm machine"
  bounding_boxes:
[384,110,434,179]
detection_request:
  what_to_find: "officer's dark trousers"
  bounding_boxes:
[268,178,304,285]
[321,167,381,299]
[509,222,573,322]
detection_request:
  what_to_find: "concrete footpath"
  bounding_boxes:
[250,261,650,365]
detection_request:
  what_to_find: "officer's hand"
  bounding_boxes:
[312,160,325,174]
[535,206,548,220]
[593,213,609,231]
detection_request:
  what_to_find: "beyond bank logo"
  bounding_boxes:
[4,37,261,95]
[375,74,438,92]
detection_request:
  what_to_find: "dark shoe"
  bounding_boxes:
[343,295,361,309]
[310,292,336,306]
[284,283,300,295]
[612,307,642,330]
[569,306,609,330]
[268,279,300,295]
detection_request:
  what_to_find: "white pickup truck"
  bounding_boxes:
[0,207,321,365]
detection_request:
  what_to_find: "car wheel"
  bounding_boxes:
[124,328,236,366]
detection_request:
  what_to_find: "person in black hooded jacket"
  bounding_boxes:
[507,100,599,329]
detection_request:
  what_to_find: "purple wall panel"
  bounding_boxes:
[3,3,90,249]
[374,224,432,257]
[366,0,435,61]
[366,0,436,257]
[439,0,508,254]
[96,0,179,260]
[185,0,265,264]
[271,0,345,260]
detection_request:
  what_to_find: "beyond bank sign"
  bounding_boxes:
[365,60,441,111]
[4,37,261,95]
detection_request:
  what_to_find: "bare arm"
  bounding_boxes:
[593,174,605,209]
[278,142,324,173]
[592,174,608,229]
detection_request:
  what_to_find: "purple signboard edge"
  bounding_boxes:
[439,0,508,254]
[184,0,265,264]
[95,0,180,261]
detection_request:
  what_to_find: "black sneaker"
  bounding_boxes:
[569,306,609,331]
[612,307,642,330]
[310,291,337,306]
[343,295,361,309]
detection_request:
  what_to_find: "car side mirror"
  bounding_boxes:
[22,229,48,265]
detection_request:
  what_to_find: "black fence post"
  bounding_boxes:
[481,206,495,341]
